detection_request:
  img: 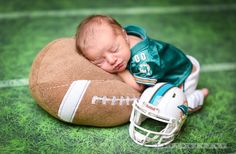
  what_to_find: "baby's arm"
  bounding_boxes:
[118,70,145,92]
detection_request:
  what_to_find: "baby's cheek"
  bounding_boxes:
[101,64,112,72]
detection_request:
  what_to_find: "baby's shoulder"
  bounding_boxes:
[128,35,142,49]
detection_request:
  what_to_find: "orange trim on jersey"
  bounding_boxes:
[134,76,157,85]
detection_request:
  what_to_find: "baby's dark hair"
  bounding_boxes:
[75,15,122,53]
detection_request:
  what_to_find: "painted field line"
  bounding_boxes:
[0,78,28,88]
[0,4,236,20]
[0,62,235,88]
[201,63,236,72]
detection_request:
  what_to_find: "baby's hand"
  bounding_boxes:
[118,70,145,92]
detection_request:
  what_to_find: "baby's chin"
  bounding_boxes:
[116,69,125,73]
[109,68,125,74]
[116,65,127,73]
[107,64,127,73]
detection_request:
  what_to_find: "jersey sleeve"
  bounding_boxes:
[132,61,162,86]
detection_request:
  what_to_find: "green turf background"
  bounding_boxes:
[0,0,235,153]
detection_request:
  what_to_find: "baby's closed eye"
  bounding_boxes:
[111,45,119,53]
[92,58,105,65]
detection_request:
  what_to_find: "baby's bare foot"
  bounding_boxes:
[188,88,208,113]
[201,88,209,97]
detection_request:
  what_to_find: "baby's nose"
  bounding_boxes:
[107,54,117,65]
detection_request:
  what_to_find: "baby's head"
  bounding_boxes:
[76,15,131,73]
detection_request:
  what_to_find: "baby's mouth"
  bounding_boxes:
[114,63,124,71]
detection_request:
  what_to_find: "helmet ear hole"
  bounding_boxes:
[172,93,176,98]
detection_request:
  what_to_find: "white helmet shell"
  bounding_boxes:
[129,83,188,147]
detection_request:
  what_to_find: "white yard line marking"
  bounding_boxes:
[0,62,235,88]
[0,78,28,88]
[0,4,236,20]
[201,63,236,72]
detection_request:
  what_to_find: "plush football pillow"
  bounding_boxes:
[29,38,140,127]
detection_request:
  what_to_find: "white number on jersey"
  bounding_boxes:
[134,52,147,63]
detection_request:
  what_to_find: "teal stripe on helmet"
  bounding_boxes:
[150,83,174,106]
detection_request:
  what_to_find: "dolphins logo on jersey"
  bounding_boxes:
[139,63,152,75]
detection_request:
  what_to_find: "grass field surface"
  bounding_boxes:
[0,0,235,153]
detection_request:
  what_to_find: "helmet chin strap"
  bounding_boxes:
[132,127,155,145]
[135,131,149,145]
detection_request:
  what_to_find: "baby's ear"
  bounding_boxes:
[122,29,129,43]
[122,28,127,35]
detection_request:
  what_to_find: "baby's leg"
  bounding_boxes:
[184,55,209,113]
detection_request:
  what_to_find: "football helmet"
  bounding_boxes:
[129,83,188,147]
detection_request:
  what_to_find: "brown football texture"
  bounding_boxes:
[29,38,140,127]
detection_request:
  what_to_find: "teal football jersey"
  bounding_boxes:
[125,25,193,86]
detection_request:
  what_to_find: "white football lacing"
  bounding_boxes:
[92,96,139,106]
